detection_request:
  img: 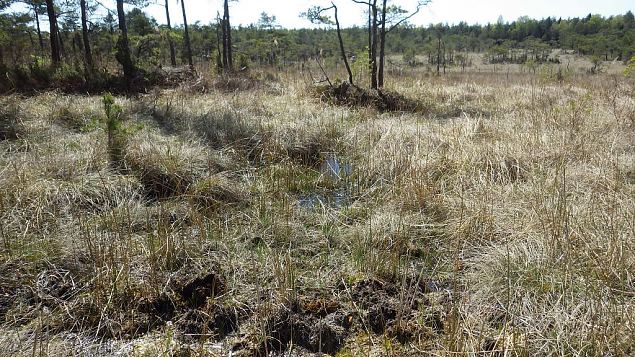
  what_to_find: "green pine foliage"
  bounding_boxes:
[0,6,634,91]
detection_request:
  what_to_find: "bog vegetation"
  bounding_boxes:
[1,0,635,356]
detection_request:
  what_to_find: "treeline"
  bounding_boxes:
[235,12,635,66]
[1,0,634,88]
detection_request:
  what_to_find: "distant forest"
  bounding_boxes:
[1,0,634,79]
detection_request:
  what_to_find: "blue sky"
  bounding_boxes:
[140,0,634,28]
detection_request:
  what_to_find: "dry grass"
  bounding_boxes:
[0,97,26,140]
[0,66,634,356]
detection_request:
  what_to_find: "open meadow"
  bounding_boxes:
[1,65,634,356]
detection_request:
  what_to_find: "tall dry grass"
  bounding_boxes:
[0,68,633,356]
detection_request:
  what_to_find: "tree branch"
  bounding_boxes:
[386,0,430,34]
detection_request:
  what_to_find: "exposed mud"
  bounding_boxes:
[120,270,234,339]
[346,278,434,336]
[176,271,228,308]
[231,277,452,356]
[137,293,177,322]
[241,296,353,356]
[175,304,238,339]
[2,257,451,355]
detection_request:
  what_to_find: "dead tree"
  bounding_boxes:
[164,0,176,66]
[178,0,193,67]
[221,0,233,72]
[80,0,93,70]
[352,0,378,89]
[303,2,354,85]
[29,0,45,53]
[355,0,430,88]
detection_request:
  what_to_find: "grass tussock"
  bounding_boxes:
[124,132,209,199]
[52,100,100,132]
[189,173,249,210]
[0,97,25,140]
[191,108,258,148]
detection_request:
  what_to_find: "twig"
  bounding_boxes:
[315,58,332,87]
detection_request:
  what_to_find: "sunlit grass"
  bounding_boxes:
[0,69,634,356]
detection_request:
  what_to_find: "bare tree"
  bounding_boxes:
[378,0,430,86]
[370,0,378,89]
[378,0,387,86]
[79,0,92,69]
[164,0,176,66]
[435,24,443,75]
[352,0,378,89]
[215,11,222,70]
[221,0,233,72]
[353,0,430,88]
[178,0,192,67]
[303,2,354,85]
[26,0,45,53]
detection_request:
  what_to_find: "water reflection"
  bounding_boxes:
[298,154,353,210]
[320,154,353,181]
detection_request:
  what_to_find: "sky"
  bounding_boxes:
[137,0,635,28]
[5,0,634,29]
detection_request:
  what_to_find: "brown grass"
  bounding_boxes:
[0,65,634,356]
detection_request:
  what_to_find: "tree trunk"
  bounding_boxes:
[215,15,223,72]
[367,3,371,83]
[180,0,193,67]
[442,42,446,74]
[333,4,353,84]
[44,0,61,64]
[80,0,93,70]
[28,30,35,48]
[164,0,176,66]
[226,6,233,72]
[370,0,378,89]
[221,18,228,70]
[115,0,135,85]
[34,5,44,53]
[378,0,387,87]
[222,0,233,72]
[436,35,441,75]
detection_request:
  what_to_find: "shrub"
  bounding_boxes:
[625,55,635,77]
